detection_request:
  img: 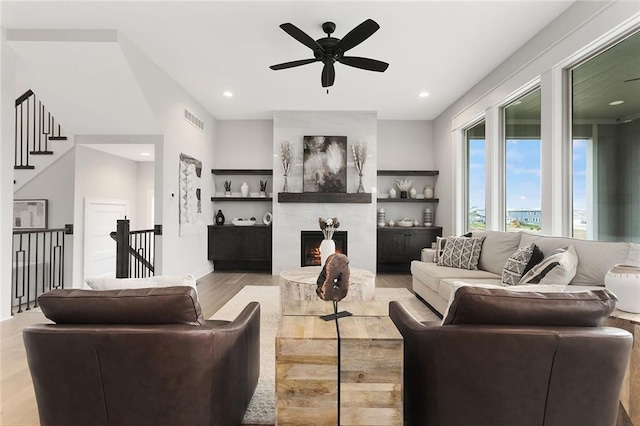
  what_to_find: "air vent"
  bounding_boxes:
[184,108,204,131]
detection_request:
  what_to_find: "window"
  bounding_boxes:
[504,88,541,233]
[465,121,486,231]
[571,31,640,242]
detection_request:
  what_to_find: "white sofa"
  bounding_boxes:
[411,230,640,315]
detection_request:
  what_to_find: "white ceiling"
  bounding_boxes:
[3,0,576,132]
[83,144,156,162]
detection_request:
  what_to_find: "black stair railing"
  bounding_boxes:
[110,219,160,279]
[14,90,67,170]
[11,225,73,315]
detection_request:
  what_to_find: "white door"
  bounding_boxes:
[84,198,128,282]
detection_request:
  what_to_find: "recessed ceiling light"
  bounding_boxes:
[223,91,233,98]
[140,152,151,156]
[419,92,429,98]
[609,100,624,106]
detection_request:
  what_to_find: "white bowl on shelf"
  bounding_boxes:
[397,219,413,227]
[231,219,256,227]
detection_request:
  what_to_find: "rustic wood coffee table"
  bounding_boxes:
[276,301,403,425]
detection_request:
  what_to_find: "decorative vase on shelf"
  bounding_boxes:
[400,190,408,199]
[423,208,433,226]
[409,188,417,199]
[283,175,290,193]
[215,209,225,226]
[605,264,640,313]
[377,208,386,227]
[389,188,397,198]
[357,173,366,193]
[224,191,231,197]
[240,182,249,198]
[424,186,434,199]
[320,239,336,266]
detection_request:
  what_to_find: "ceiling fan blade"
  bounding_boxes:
[322,62,335,88]
[279,23,323,51]
[339,56,389,72]
[335,19,380,53]
[270,58,319,70]
[624,77,640,82]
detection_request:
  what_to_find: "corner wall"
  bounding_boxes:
[0,29,16,320]
[119,34,216,278]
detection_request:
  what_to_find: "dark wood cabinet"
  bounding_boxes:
[377,227,442,272]
[208,225,271,271]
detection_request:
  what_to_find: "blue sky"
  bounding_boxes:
[468,138,587,212]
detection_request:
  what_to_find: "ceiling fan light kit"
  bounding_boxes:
[270,19,389,89]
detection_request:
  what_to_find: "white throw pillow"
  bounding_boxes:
[518,246,578,285]
[441,280,567,325]
[85,274,198,293]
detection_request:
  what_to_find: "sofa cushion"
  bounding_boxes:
[520,233,640,286]
[502,242,544,286]
[38,286,204,325]
[438,277,504,301]
[411,261,500,293]
[438,236,485,270]
[519,245,578,285]
[442,285,616,327]
[85,274,198,293]
[472,230,523,275]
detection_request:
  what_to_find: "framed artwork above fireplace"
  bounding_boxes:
[303,135,347,193]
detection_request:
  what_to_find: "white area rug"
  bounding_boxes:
[210,285,439,425]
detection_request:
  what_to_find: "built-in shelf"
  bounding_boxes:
[211,197,273,202]
[377,198,439,203]
[211,169,273,175]
[377,170,439,176]
[378,225,443,230]
[277,193,372,203]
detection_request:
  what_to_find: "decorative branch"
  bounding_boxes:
[352,142,367,175]
[281,141,291,176]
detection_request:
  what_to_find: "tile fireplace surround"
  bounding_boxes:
[271,111,378,275]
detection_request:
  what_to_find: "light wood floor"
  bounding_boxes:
[0,271,412,426]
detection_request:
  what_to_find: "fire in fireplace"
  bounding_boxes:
[300,231,348,267]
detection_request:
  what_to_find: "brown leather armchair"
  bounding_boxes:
[23,286,260,426]
[390,286,632,426]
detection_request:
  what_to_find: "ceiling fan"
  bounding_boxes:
[269,19,389,88]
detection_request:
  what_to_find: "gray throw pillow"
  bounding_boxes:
[438,236,485,270]
[502,242,544,286]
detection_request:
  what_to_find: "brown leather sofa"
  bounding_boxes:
[23,286,260,426]
[390,286,633,426]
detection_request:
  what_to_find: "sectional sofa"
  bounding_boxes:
[411,230,640,315]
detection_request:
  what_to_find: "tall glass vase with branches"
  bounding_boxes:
[352,142,367,193]
[281,141,291,193]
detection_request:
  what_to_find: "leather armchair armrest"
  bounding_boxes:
[421,248,436,262]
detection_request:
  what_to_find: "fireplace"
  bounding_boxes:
[300,231,348,267]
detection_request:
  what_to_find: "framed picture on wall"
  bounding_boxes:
[303,135,347,193]
[13,199,48,230]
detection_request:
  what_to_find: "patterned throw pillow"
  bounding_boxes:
[519,246,578,285]
[438,236,485,270]
[433,236,448,263]
[502,242,544,286]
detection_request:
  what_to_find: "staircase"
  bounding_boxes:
[14,90,72,190]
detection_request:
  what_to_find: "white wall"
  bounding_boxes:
[14,149,75,228]
[1,29,17,320]
[272,111,378,274]
[215,120,273,169]
[137,161,154,229]
[378,120,436,223]
[432,0,640,237]
[72,145,140,285]
[119,34,216,278]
